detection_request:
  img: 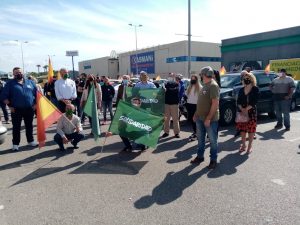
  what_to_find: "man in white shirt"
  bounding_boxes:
[55,68,77,112]
[54,104,84,151]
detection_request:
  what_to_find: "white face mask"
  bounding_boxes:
[168,77,174,82]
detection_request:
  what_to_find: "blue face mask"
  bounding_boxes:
[99,82,104,86]
[123,80,128,85]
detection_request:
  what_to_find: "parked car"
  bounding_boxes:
[0,118,7,145]
[219,71,278,126]
[291,80,300,111]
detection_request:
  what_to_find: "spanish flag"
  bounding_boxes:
[264,64,270,74]
[219,66,226,75]
[37,91,62,148]
[48,57,54,83]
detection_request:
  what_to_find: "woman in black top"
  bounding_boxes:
[236,72,259,153]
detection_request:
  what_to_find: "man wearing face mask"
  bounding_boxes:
[0,67,38,151]
[270,68,295,131]
[161,73,180,138]
[54,104,84,151]
[54,68,77,113]
[116,75,133,106]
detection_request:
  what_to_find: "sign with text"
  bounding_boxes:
[130,51,155,74]
[66,51,79,56]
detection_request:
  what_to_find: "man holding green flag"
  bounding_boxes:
[108,99,164,151]
[83,84,101,141]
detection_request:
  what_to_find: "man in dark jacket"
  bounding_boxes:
[0,67,38,151]
[101,76,115,125]
[161,73,180,138]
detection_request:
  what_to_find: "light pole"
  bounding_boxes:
[128,23,142,76]
[188,0,191,78]
[14,40,29,73]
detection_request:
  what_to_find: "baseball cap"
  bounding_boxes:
[200,66,214,77]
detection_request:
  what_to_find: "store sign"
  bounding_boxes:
[130,51,155,74]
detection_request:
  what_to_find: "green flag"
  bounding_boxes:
[83,85,101,141]
[109,100,164,148]
[125,87,165,115]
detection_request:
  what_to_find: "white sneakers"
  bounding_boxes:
[12,141,38,151]
[28,141,38,147]
[12,145,19,151]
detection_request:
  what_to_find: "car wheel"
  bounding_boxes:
[290,99,296,111]
[220,104,235,126]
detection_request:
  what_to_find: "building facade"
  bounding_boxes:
[221,26,300,74]
[78,40,221,78]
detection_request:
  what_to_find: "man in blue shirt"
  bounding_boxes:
[134,71,156,89]
[0,67,38,151]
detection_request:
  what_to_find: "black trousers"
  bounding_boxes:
[54,132,84,150]
[11,107,34,145]
[120,136,145,149]
[185,103,197,133]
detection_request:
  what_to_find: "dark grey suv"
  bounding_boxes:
[219,71,278,126]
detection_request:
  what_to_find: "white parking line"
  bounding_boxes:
[288,137,300,142]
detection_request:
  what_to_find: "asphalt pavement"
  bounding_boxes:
[0,110,300,225]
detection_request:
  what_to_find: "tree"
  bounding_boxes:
[43,65,48,72]
[36,65,41,74]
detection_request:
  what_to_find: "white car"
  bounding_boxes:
[112,84,121,105]
[0,120,7,145]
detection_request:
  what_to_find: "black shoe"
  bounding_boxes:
[71,141,79,149]
[190,156,204,164]
[274,124,283,129]
[285,127,290,131]
[121,146,133,152]
[174,134,180,138]
[140,146,148,151]
[58,147,66,151]
[161,133,169,138]
[207,160,217,169]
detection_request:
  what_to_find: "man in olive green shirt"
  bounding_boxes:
[191,66,219,169]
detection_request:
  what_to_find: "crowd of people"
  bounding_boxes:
[0,66,296,170]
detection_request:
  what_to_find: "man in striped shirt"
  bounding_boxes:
[54,104,84,151]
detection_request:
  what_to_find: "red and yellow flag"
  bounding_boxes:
[37,91,62,148]
[48,58,54,83]
[219,66,226,75]
[264,64,270,74]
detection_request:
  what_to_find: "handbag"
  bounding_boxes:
[235,93,249,123]
[235,112,249,123]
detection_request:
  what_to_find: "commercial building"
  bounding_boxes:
[221,26,300,79]
[78,40,221,78]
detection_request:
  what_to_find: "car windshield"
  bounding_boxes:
[220,75,241,88]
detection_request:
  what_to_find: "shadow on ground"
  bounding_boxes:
[71,151,147,175]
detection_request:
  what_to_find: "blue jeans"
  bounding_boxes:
[103,100,113,121]
[274,100,291,128]
[196,119,218,161]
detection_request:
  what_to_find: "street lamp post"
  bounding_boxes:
[188,0,191,78]
[15,40,29,73]
[128,23,142,76]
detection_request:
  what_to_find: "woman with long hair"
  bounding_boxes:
[236,72,259,153]
[80,74,102,133]
[186,74,202,141]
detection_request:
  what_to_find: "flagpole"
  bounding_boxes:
[100,136,107,153]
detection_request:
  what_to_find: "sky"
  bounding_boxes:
[0,0,299,73]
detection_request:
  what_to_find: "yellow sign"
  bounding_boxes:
[270,58,300,80]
